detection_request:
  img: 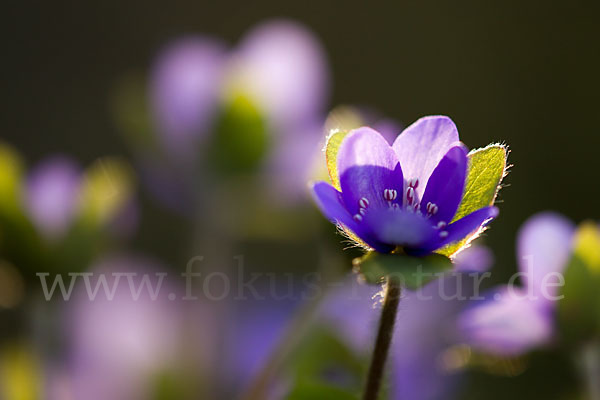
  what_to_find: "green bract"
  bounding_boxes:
[325,130,349,191]
[439,144,508,257]
[558,222,600,344]
[354,252,453,289]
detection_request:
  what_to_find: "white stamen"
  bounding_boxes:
[383,189,398,202]
[405,186,415,206]
[439,231,449,238]
[353,214,363,222]
[437,221,447,229]
[426,202,438,216]
[408,178,419,189]
[359,197,370,209]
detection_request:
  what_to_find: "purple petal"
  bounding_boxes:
[266,121,324,203]
[459,287,553,356]
[311,181,392,252]
[67,256,182,400]
[392,116,460,199]
[363,208,436,247]
[235,19,329,129]
[371,118,403,145]
[420,144,468,224]
[453,245,494,272]
[25,157,81,239]
[392,276,472,400]
[319,275,380,351]
[150,36,227,157]
[517,212,575,301]
[337,127,402,215]
[223,296,299,393]
[411,206,499,255]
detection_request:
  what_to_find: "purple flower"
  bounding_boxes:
[65,256,183,400]
[459,212,575,355]
[312,116,498,255]
[232,20,329,131]
[138,19,330,208]
[25,157,81,240]
[150,37,227,158]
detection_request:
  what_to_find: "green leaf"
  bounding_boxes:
[557,222,600,345]
[438,144,508,257]
[287,380,359,400]
[325,130,349,191]
[355,252,453,289]
[78,157,135,229]
[211,95,269,173]
[0,142,24,216]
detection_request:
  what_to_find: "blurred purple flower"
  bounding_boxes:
[459,212,575,355]
[453,244,494,273]
[150,37,227,158]
[25,157,81,240]
[312,116,499,254]
[148,19,329,199]
[391,276,474,400]
[232,20,329,131]
[66,256,182,400]
[222,295,300,395]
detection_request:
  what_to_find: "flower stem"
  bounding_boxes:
[363,277,401,400]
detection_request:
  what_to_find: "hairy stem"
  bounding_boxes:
[363,277,401,400]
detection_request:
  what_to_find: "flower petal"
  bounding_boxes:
[420,144,468,224]
[392,116,460,199]
[517,212,575,301]
[459,287,553,356]
[151,36,227,156]
[235,20,329,129]
[363,208,436,247]
[411,206,499,255]
[338,127,403,215]
[25,157,81,239]
[311,181,392,252]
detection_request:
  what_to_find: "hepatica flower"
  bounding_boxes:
[459,212,600,356]
[312,116,506,256]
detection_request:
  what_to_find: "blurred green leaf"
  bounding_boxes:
[557,222,600,345]
[0,345,42,400]
[287,380,359,400]
[211,95,269,173]
[0,142,24,215]
[438,144,508,257]
[355,251,453,289]
[325,130,349,191]
[151,371,192,400]
[78,157,134,229]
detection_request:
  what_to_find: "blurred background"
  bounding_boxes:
[1,1,599,399]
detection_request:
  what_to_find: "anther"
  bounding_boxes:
[353,214,363,222]
[405,186,415,206]
[426,202,438,216]
[359,197,370,209]
[359,207,367,216]
[383,189,398,202]
[439,231,449,238]
[408,178,419,189]
[437,221,447,229]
